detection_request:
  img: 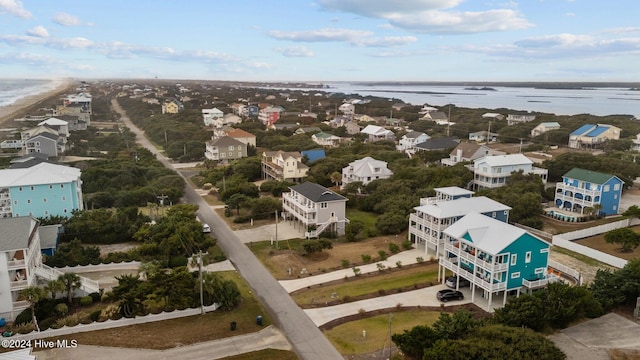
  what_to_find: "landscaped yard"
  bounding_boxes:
[250,236,408,280]
[541,215,625,235]
[291,262,439,307]
[43,271,271,350]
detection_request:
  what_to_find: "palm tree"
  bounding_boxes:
[19,286,46,332]
[59,273,82,304]
[44,279,65,299]
[330,171,342,188]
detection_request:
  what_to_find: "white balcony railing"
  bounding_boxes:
[10,279,28,290]
[7,259,26,269]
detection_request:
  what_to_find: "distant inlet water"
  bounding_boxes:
[298,82,640,118]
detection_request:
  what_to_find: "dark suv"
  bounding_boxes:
[437,289,464,302]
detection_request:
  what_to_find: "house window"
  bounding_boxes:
[321,202,328,209]
[60,184,64,188]
[43,198,47,203]
[27,199,31,204]
[504,210,508,215]
[44,210,48,215]
[511,272,520,279]
[62,196,66,201]
[228,152,233,156]
[511,254,517,266]
[19,187,22,192]
[525,251,531,263]
[228,146,234,150]
[492,212,496,218]
[221,153,226,158]
[535,268,544,274]
[30,186,34,190]
[64,209,67,213]
[14,200,17,205]
[49,185,53,189]
[614,183,620,191]
[496,168,502,173]
[540,248,549,253]
[604,185,610,192]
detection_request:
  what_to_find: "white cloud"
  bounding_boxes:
[468,33,640,59]
[67,64,96,71]
[352,36,417,47]
[0,34,45,46]
[565,12,575,17]
[53,12,91,26]
[49,37,94,49]
[0,0,31,18]
[275,46,314,57]
[317,0,531,34]
[26,26,49,38]
[268,28,371,42]
[317,0,461,17]
[387,9,532,34]
[0,52,58,65]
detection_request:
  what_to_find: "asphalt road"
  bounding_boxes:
[112,100,343,360]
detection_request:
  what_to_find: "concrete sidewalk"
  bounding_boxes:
[37,325,292,360]
[279,248,426,293]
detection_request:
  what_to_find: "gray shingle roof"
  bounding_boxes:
[289,182,347,202]
[0,217,36,252]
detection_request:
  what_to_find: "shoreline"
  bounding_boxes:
[0,79,77,126]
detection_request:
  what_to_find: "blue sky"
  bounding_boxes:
[1,0,639,82]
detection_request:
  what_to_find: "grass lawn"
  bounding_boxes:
[46,271,271,350]
[292,263,438,306]
[222,349,299,360]
[346,209,378,234]
[324,310,441,355]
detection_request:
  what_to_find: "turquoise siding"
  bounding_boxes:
[502,233,549,290]
[10,181,81,218]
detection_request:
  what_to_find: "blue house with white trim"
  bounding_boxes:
[0,162,83,219]
[439,212,553,311]
[554,168,623,218]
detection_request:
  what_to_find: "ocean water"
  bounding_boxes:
[324,83,640,118]
[0,79,64,108]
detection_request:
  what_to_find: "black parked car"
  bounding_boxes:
[437,289,464,302]
[445,276,470,289]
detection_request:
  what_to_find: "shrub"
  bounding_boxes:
[168,255,188,268]
[402,240,413,250]
[54,303,69,316]
[388,243,400,254]
[12,322,35,334]
[377,263,386,271]
[14,308,32,325]
[233,215,251,223]
[89,310,102,322]
[378,250,388,261]
[416,256,424,263]
[88,292,102,303]
[396,261,403,268]
[378,289,387,295]
[80,296,93,306]
[352,267,361,276]
[361,254,372,263]
[39,316,58,331]
[341,259,350,268]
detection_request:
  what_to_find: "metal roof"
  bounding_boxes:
[414,196,511,219]
[563,168,617,185]
[289,182,347,203]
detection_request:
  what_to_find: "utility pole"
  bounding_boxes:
[164,130,168,144]
[519,138,523,153]
[195,251,206,314]
[275,210,279,249]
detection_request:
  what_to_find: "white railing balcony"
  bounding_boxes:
[443,242,508,272]
[441,158,458,166]
[10,279,28,290]
[12,300,29,310]
[7,259,26,269]
[522,274,559,289]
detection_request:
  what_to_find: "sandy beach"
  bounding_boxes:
[0,79,77,127]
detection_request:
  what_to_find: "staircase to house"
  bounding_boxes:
[305,221,332,239]
[35,264,101,294]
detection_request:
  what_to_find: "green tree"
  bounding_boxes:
[19,286,47,332]
[201,272,242,311]
[59,273,82,305]
[301,239,333,254]
[330,171,342,188]
[493,294,547,331]
[604,227,640,252]
[391,325,438,360]
[44,279,65,300]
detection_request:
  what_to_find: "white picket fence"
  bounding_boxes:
[9,304,219,341]
[56,261,141,273]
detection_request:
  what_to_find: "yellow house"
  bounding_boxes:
[162,99,183,114]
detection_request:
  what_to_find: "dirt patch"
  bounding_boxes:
[574,225,640,260]
[262,236,405,279]
[94,242,141,256]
